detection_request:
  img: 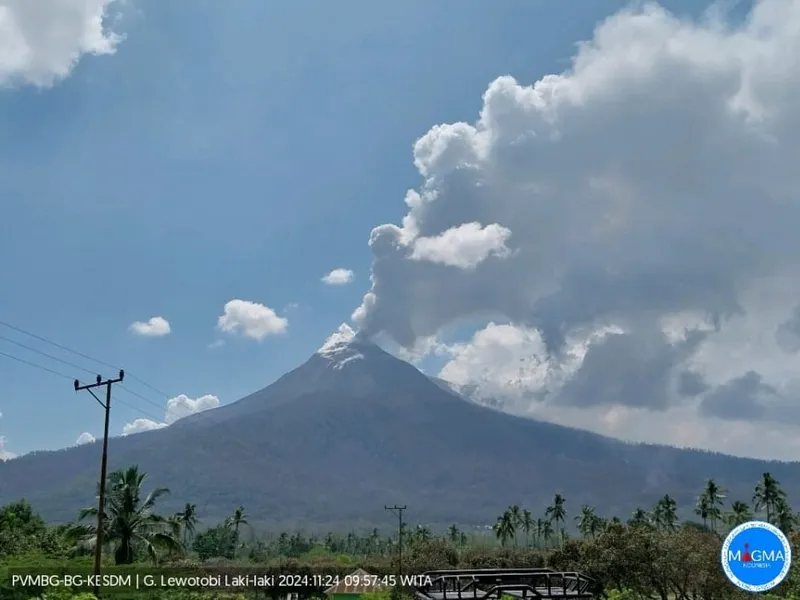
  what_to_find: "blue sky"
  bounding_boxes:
[0,0,763,458]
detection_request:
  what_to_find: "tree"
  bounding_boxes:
[541,519,554,547]
[193,523,237,560]
[447,524,459,545]
[754,472,786,523]
[492,512,515,547]
[545,494,567,546]
[521,509,533,547]
[70,466,182,565]
[575,505,597,539]
[693,494,711,530]
[726,500,752,527]
[226,505,249,554]
[652,495,678,531]
[508,505,522,546]
[698,479,726,533]
[627,508,650,528]
[174,503,199,548]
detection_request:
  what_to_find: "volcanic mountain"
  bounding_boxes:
[2,331,800,528]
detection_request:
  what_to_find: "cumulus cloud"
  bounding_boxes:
[217,300,288,340]
[122,418,167,435]
[123,394,220,435]
[322,269,355,285]
[0,0,123,87]
[0,410,14,460]
[350,0,800,458]
[410,223,512,269]
[130,316,171,337]
[75,432,95,445]
[0,436,16,461]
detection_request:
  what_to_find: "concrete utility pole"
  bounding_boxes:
[74,370,124,598]
[385,505,407,577]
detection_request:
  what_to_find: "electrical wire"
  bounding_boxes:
[0,346,165,425]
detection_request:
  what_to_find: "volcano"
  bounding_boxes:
[2,327,799,527]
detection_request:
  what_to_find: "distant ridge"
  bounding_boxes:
[1,324,799,527]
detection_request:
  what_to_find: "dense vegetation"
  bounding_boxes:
[1,466,799,600]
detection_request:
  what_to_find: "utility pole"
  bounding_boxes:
[74,370,124,599]
[385,505,406,578]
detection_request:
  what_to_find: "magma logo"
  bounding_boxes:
[721,521,792,592]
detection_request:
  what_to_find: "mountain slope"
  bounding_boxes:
[1,335,798,527]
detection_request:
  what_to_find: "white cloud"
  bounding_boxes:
[217,299,288,340]
[0,0,123,87]
[351,0,800,459]
[207,339,225,349]
[0,436,16,461]
[164,394,219,424]
[410,222,512,269]
[75,432,95,445]
[0,410,14,460]
[129,316,171,337]
[122,393,220,435]
[322,268,355,285]
[122,418,167,435]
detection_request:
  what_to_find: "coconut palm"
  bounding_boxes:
[545,494,567,546]
[508,505,523,546]
[70,466,182,565]
[521,509,534,547]
[541,519,555,547]
[727,501,753,527]
[754,473,786,522]
[699,479,726,533]
[575,505,597,539]
[174,503,199,547]
[493,512,515,547]
[652,495,678,531]
[226,506,249,541]
[628,508,651,528]
[448,524,460,544]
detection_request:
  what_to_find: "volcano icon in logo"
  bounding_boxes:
[721,520,792,592]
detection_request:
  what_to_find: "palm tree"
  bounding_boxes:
[71,466,182,565]
[174,503,199,548]
[575,505,597,539]
[448,524,460,545]
[227,505,249,541]
[694,494,711,529]
[652,495,678,531]
[774,497,795,534]
[545,494,567,546]
[628,507,651,527]
[699,479,726,533]
[726,501,753,527]
[521,509,534,547]
[509,505,523,546]
[492,512,515,547]
[534,518,546,548]
[754,473,786,522]
[541,519,554,547]
[415,525,432,543]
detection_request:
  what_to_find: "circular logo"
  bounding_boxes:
[721,520,792,592]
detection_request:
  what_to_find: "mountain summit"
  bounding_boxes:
[2,331,800,526]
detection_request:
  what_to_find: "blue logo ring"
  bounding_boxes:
[721,520,792,592]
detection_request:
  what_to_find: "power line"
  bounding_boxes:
[0,333,98,377]
[0,349,164,424]
[0,349,74,380]
[117,384,170,413]
[0,318,172,399]
[0,329,167,413]
[0,319,117,370]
